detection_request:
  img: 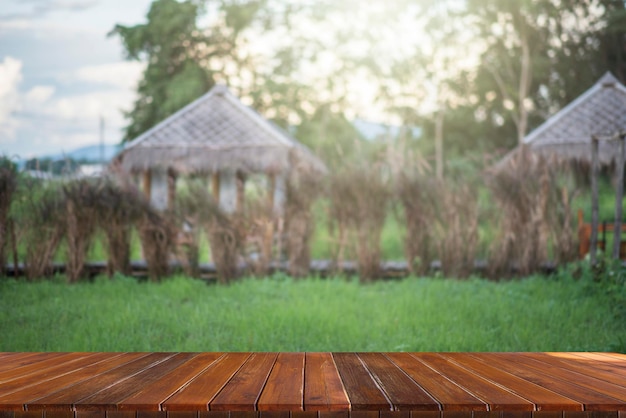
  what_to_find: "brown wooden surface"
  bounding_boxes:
[0,353,624,413]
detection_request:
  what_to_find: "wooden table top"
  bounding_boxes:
[0,352,625,418]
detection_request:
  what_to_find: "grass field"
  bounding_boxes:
[1,271,624,352]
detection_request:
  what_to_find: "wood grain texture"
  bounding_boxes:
[412,353,534,411]
[75,353,196,411]
[0,352,623,414]
[442,353,582,411]
[27,353,169,411]
[357,353,439,411]
[0,353,136,411]
[210,353,277,411]
[257,353,304,411]
[488,353,626,408]
[385,353,487,411]
[303,353,349,411]
[469,353,626,411]
[332,353,391,411]
[163,353,250,411]
[119,353,223,411]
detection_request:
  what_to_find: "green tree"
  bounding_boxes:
[110,0,216,142]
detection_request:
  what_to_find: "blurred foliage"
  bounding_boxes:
[112,0,626,176]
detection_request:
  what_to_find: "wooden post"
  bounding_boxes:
[236,171,246,213]
[590,136,600,265]
[142,170,152,201]
[167,169,177,211]
[211,172,220,202]
[613,134,625,259]
[268,172,276,210]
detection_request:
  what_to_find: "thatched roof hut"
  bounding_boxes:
[113,85,326,211]
[116,84,326,176]
[523,72,626,165]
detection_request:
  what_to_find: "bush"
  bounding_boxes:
[11,179,65,280]
[329,166,389,282]
[0,157,18,276]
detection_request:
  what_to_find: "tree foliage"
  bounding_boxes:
[112,0,626,170]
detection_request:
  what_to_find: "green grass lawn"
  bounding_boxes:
[1,272,623,352]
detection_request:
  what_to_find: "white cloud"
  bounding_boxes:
[25,85,55,103]
[75,61,145,89]
[0,56,23,144]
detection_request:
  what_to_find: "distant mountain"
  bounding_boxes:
[46,144,123,163]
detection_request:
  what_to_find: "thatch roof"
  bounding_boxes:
[114,85,327,176]
[523,72,626,165]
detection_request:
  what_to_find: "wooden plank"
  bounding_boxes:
[0,353,50,371]
[469,354,626,411]
[412,353,534,411]
[442,353,582,411]
[27,353,171,411]
[259,411,289,418]
[163,353,250,411]
[0,353,135,410]
[0,353,112,398]
[303,353,349,411]
[0,353,71,382]
[358,353,439,411]
[543,353,626,372]
[385,353,486,411]
[119,353,223,411]
[332,353,391,411]
[257,353,304,411]
[75,353,197,410]
[567,353,626,372]
[210,353,277,411]
[493,353,626,405]
[524,353,626,385]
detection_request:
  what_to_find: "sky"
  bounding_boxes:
[0,0,154,160]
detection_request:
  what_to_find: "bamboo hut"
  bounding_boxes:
[495,72,626,167]
[496,72,626,262]
[113,85,327,212]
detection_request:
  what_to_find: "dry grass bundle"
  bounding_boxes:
[0,158,17,276]
[137,205,174,282]
[285,177,320,277]
[329,167,389,282]
[182,184,244,284]
[95,180,146,277]
[434,182,479,278]
[487,146,578,278]
[12,180,65,280]
[63,179,100,283]
[396,174,439,275]
[241,196,275,277]
[173,192,202,278]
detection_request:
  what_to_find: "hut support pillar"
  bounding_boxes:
[142,170,152,201]
[613,134,625,259]
[269,172,286,215]
[590,136,600,265]
[212,172,220,202]
[167,169,177,211]
[236,171,246,213]
[219,170,237,213]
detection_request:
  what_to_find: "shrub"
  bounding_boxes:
[95,179,146,277]
[11,179,65,280]
[329,166,389,282]
[396,174,438,275]
[63,179,100,283]
[487,146,578,278]
[285,177,320,277]
[0,157,17,276]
